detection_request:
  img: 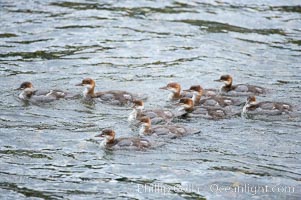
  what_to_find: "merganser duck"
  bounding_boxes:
[95,129,151,149]
[184,85,242,107]
[76,78,146,106]
[242,96,293,116]
[178,98,236,120]
[138,117,201,139]
[159,82,190,100]
[160,83,217,101]
[128,100,174,125]
[214,75,265,96]
[183,85,203,105]
[184,85,218,97]
[16,81,69,103]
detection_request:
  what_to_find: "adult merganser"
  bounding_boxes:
[95,129,152,149]
[214,75,265,96]
[76,78,146,106]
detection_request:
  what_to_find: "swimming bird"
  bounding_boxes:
[95,129,152,149]
[177,98,237,120]
[214,75,265,96]
[76,78,146,106]
[128,100,174,125]
[159,82,190,101]
[184,85,242,107]
[242,96,293,116]
[138,116,201,139]
[16,81,70,103]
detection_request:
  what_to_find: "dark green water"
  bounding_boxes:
[0,0,300,199]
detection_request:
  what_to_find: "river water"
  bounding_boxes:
[0,0,301,199]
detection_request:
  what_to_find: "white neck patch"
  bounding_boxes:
[139,125,146,136]
[100,135,113,147]
[83,84,93,97]
[168,88,178,93]
[136,105,144,110]
[19,88,35,100]
[177,106,185,112]
[128,109,138,122]
[242,102,251,113]
[168,93,175,100]
[192,92,200,103]
[224,80,231,86]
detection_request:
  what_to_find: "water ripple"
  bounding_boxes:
[0,0,300,199]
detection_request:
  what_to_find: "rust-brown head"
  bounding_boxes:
[183,85,203,95]
[246,96,256,104]
[76,78,95,87]
[95,129,115,142]
[138,116,151,135]
[17,82,33,90]
[139,116,151,127]
[159,82,181,93]
[178,98,194,111]
[132,100,144,110]
[76,78,96,96]
[214,75,233,86]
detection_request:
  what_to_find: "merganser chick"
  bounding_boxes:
[159,82,190,100]
[128,100,174,125]
[178,98,235,120]
[203,88,218,97]
[184,85,242,107]
[76,78,146,106]
[242,96,293,116]
[95,129,151,149]
[183,85,203,105]
[17,81,68,103]
[183,85,218,97]
[138,117,201,139]
[214,75,265,96]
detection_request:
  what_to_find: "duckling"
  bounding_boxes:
[178,98,237,120]
[95,129,152,149]
[214,75,265,96]
[184,85,242,107]
[138,117,201,139]
[242,96,293,116]
[76,78,146,106]
[128,100,174,125]
[17,81,70,103]
[159,82,190,101]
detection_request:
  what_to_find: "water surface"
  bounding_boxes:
[0,0,301,199]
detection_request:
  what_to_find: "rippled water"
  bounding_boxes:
[1,0,301,199]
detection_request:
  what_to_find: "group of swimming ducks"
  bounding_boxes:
[17,75,294,150]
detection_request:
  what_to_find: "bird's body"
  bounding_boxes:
[242,96,293,116]
[95,129,151,149]
[215,75,265,96]
[76,78,146,106]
